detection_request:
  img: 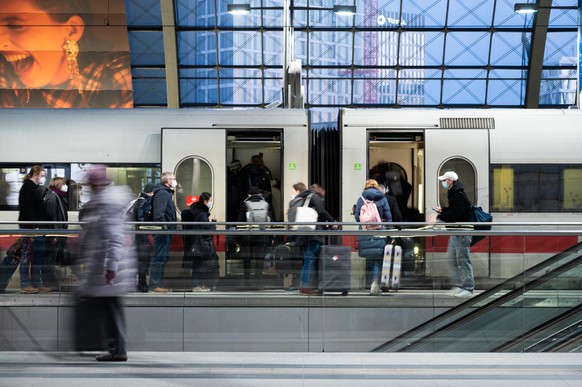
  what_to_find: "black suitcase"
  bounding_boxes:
[318,245,351,295]
[0,255,19,293]
[273,243,302,275]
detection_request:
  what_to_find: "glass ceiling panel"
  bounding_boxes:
[122,0,579,109]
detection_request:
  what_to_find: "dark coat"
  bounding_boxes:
[437,181,471,223]
[44,189,68,229]
[182,201,218,273]
[152,184,177,229]
[18,179,46,228]
[386,194,402,223]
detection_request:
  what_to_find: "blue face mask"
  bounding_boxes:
[441,181,449,189]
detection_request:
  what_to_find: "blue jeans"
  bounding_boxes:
[19,237,43,289]
[447,235,474,291]
[300,240,321,289]
[366,257,382,285]
[149,234,171,289]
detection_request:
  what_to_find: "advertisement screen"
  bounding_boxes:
[0,0,133,108]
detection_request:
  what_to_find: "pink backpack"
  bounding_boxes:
[359,196,382,230]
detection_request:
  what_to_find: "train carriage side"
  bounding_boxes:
[340,108,582,287]
[0,108,309,288]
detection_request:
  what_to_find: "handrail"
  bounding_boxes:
[372,240,582,352]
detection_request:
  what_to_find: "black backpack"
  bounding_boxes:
[138,195,154,222]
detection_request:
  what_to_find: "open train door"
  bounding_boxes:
[161,128,226,220]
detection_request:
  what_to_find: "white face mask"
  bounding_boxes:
[290,194,296,200]
[441,181,449,189]
[38,176,46,186]
[171,180,178,188]
[207,200,213,208]
[60,185,68,193]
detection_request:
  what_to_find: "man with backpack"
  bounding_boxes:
[237,186,273,289]
[429,171,474,299]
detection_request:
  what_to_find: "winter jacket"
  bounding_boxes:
[18,179,46,228]
[77,185,136,297]
[437,181,471,223]
[354,187,392,224]
[152,184,177,229]
[182,201,218,273]
[44,189,68,229]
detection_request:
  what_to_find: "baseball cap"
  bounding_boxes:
[438,171,458,181]
[143,183,155,193]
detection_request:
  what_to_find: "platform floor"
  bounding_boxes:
[1,351,581,387]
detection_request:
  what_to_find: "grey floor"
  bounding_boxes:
[0,351,581,387]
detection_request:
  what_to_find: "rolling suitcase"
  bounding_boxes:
[273,243,302,275]
[318,245,351,295]
[381,241,402,291]
[0,255,19,293]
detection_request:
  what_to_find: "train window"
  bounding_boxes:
[438,159,476,206]
[491,164,582,212]
[175,157,212,212]
[0,164,69,211]
[70,164,160,210]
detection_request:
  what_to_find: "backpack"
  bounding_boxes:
[359,196,382,230]
[123,197,142,221]
[244,197,270,225]
[138,195,154,222]
[463,192,493,246]
[248,166,271,193]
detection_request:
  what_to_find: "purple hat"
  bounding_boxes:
[86,165,111,186]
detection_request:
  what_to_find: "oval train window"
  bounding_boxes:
[175,157,213,212]
[438,159,476,207]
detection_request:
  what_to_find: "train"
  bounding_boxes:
[1,107,581,285]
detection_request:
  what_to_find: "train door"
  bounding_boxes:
[162,128,226,218]
[424,128,490,279]
[368,132,425,222]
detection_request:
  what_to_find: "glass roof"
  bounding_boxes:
[126,0,579,114]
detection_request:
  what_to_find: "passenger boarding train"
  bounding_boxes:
[0,108,581,282]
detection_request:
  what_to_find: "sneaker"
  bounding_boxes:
[95,353,128,362]
[192,286,211,292]
[454,289,474,299]
[151,287,171,293]
[370,281,382,296]
[284,286,299,291]
[38,286,53,293]
[299,288,320,296]
[448,286,461,296]
[20,287,39,294]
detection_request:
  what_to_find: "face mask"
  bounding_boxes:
[207,200,213,208]
[290,194,296,200]
[60,185,68,193]
[171,180,178,188]
[441,181,448,189]
[38,176,46,186]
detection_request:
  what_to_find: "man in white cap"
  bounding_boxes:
[429,171,474,298]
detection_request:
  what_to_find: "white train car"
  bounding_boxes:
[340,108,582,280]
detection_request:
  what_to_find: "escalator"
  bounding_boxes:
[373,241,582,352]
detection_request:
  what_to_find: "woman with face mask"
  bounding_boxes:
[43,177,70,291]
[182,192,219,292]
[18,165,49,294]
[0,0,133,108]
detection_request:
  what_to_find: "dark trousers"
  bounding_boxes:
[76,296,127,355]
[136,234,152,290]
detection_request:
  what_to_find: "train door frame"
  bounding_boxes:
[366,131,425,222]
[161,128,227,220]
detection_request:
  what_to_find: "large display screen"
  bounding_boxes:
[0,0,133,108]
